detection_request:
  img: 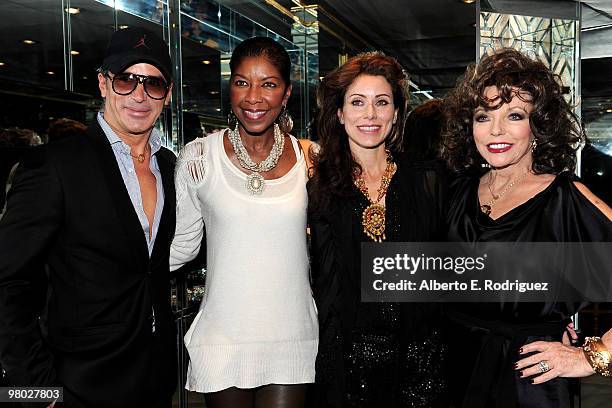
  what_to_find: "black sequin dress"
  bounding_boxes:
[308,159,449,408]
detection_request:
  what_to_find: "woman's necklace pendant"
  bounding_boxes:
[246,172,265,195]
[362,203,386,242]
[353,150,395,243]
[481,171,529,216]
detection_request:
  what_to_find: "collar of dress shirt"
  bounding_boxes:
[97,111,162,155]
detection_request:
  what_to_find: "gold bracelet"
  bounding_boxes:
[583,336,612,377]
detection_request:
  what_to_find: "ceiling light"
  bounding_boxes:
[462,0,476,3]
[70,50,80,55]
[607,109,612,113]
[23,39,36,45]
[46,71,56,75]
[0,62,5,66]
[209,91,219,95]
[119,25,129,29]
[202,60,211,65]
[215,108,221,111]
[65,7,80,14]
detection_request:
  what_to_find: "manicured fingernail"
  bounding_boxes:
[514,363,519,370]
[519,347,523,354]
[531,379,535,384]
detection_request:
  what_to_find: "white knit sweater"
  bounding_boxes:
[170,130,318,392]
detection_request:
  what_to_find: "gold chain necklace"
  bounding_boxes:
[354,151,397,242]
[480,171,529,216]
[129,145,149,163]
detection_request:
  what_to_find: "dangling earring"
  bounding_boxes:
[531,138,538,153]
[227,111,238,130]
[482,162,491,169]
[277,105,294,133]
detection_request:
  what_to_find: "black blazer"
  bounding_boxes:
[0,122,177,407]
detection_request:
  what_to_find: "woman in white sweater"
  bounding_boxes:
[170,37,317,408]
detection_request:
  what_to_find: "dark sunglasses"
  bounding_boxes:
[105,72,170,100]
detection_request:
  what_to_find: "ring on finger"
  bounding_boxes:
[538,360,551,373]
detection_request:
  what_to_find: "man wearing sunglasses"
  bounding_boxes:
[0,27,177,407]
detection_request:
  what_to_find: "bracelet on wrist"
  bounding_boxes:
[582,336,612,377]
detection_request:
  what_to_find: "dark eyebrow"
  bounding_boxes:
[348,93,392,98]
[474,105,530,113]
[231,73,281,81]
[510,106,530,114]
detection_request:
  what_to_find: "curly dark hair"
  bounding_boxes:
[441,48,583,174]
[308,51,409,213]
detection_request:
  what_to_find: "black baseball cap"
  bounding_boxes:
[101,27,172,81]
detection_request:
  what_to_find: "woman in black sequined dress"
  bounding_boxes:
[308,52,449,408]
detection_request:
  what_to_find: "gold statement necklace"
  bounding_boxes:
[480,170,529,216]
[353,151,397,242]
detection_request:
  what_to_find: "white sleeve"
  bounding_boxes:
[170,138,208,271]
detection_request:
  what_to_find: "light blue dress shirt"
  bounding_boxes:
[97,112,165,257]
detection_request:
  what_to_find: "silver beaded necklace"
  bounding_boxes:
[227,123,285,195]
